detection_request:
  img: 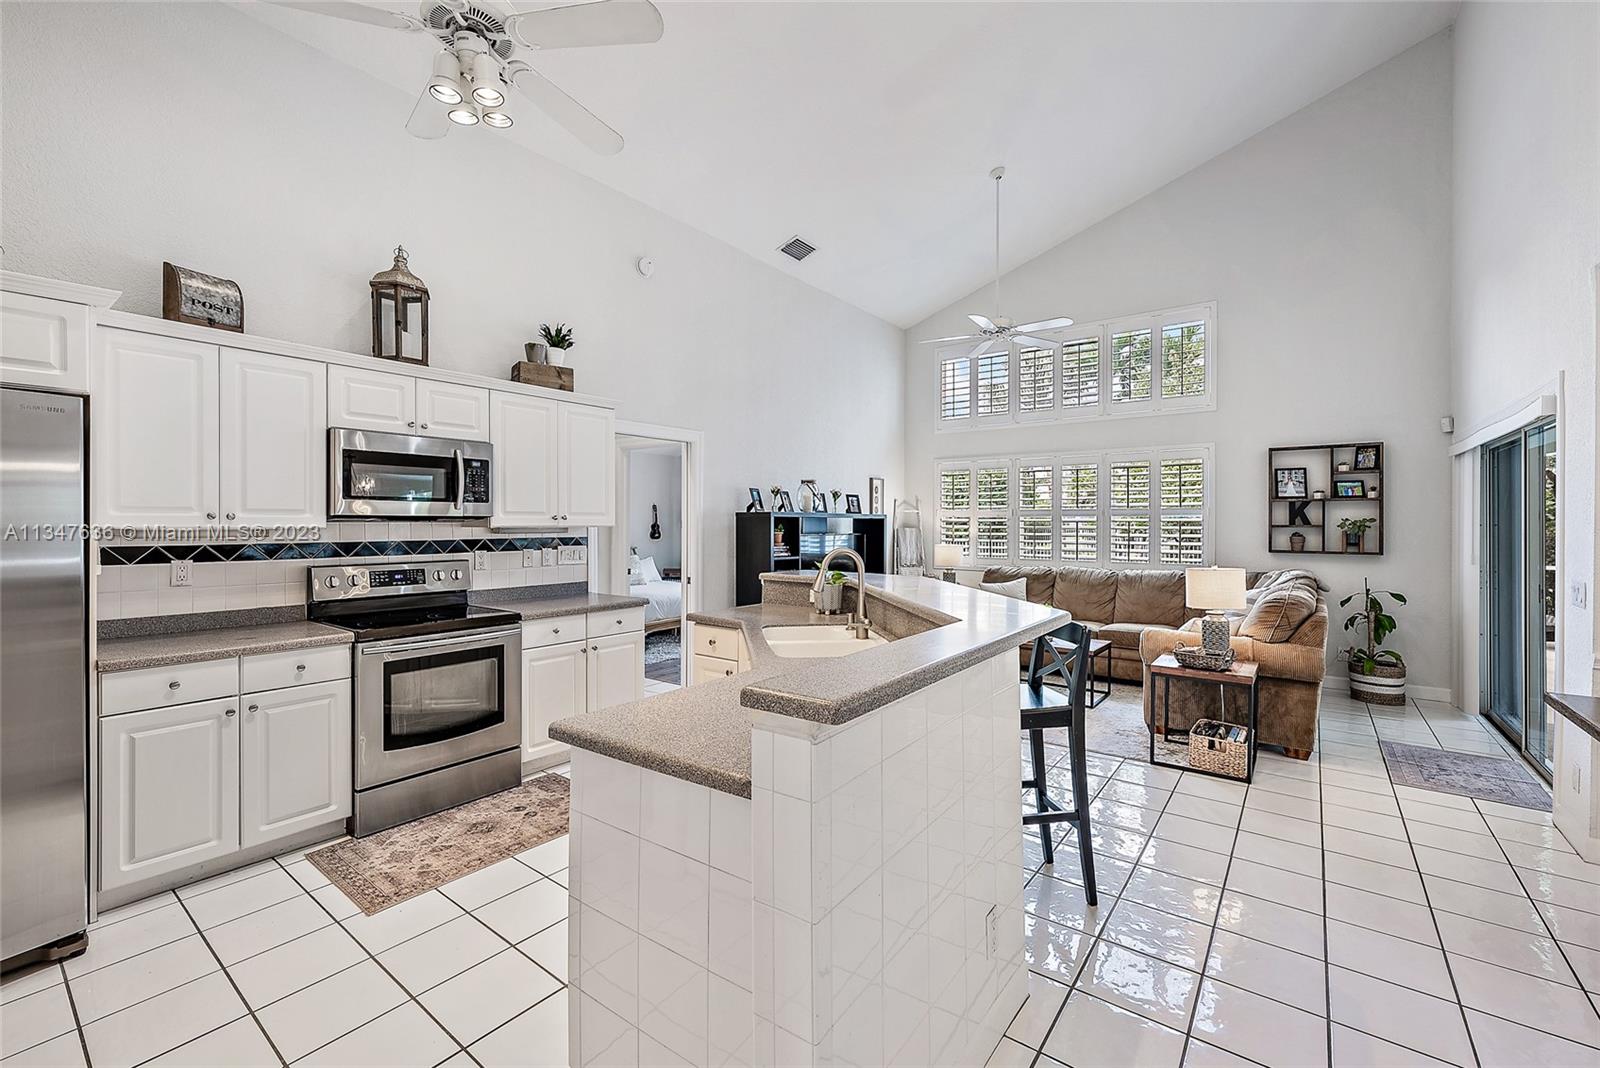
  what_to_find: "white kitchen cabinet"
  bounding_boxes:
[523,640,587,767]
[588,630,645,712]
[93,330,220,526]
[558,404,616,526]
[0,290,91,392]
[239,679,351,849]
[692,653,741,686]
[490,391,561,528]
[415,380,489,440]
[99,697,240,891]
[219,348,326,527]
[328,364,416,434]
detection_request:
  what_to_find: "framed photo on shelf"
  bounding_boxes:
[844,493,863,514]
[868,477,884,515]
[1353,445,1379,470]
[775,490,794,512]
[1274,467,1308,499]
[1333,479,1366,498]
[747,487,765,512]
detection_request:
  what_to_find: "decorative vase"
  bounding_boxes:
[1349,660,1406,705]
[799,484,815,511]
[1289,531,1306,552]
[1344,532,1362,552]
[1336,461,1352,473]
[524,341,549,364]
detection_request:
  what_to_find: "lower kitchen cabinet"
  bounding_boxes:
[240,679,351,849]
[523,640,587,766]
[100,697,241,891]
[588,631,645,711]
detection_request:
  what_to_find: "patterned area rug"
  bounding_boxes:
[1380,740,1552,811]
[644,629,681,666]
[1039,681,1152,760]
[307,775,570,915]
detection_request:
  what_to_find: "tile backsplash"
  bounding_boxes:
[96,521,588,620]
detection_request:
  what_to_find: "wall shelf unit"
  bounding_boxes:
[1266,441,1385,556]
[735,511,887,605]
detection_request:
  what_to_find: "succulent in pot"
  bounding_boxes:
[1340,578,1407,704]
[539,322,574,366]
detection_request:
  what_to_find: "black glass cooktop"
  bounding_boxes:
[317,603,521,643]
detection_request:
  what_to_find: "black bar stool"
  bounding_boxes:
[1021,620,1098,904]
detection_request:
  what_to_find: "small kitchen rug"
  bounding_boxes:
[306,774,570,915]
[644,629,681,666]
[1379,740,1552,811]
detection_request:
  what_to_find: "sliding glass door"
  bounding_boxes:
[1479,420,1557,778]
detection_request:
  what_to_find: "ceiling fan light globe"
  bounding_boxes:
[428,79,463,105]
[447,102,481,126]
[428,50,464,105]
[469,51,504,108]
[482,110,513,128]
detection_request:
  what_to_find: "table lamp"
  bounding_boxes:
[933,543,961,583]
[1186,567,1246,656]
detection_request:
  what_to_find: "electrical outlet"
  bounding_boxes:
[1571,581,1588,609]
[542,547,557,566]
[558,546,583,565]
[169,560,192,587]
[474,550,489,571]
[523,549,539,567]
[984,905,998,959]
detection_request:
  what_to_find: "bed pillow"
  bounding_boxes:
[638,556,663,584]
[629,555,646,585]
[980,578,1028,601]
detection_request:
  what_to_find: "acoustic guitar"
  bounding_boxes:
[649,504,662,540]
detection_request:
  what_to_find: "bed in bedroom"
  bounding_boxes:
[630,556,683,634]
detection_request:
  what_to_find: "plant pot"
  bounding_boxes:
[548,347,569,367]
[1289,531,1306,552]
[815,582,844,614]
[1344,533,1362,552]
[1349,659,1406,705]
[524,341,549,364]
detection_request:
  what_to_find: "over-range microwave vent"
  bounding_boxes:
[778,236,816,262]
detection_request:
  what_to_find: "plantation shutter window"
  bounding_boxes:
[937,465,973,557]
[1110,329,1153,404]
[1059,461,1099,562]
[1159,456,1206,565]
[1060,337,1100,409]
[939,357,971,421]
[975,352,1010,417]
[1109,459,1152,563]
[1017,462,1054,560]
[1018,347,1055,413]
[974,464,1011,559]
[1161,320,1207,399]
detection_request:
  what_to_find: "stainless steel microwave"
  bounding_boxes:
[328,428,493,519]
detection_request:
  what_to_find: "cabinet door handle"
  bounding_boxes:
[206,512,217,521]
[408,421,416,428]
[168,680,182,690]
[552,627,560,635]
[226,512,236,521]
[724,669,734,676]
[707,638,716,647]
[561,514,569,521]
[246,704,258,719]
[295,664,306,672]
[224,708,236,718]
[421,423,429,430]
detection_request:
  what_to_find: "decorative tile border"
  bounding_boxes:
[100,535,586,566]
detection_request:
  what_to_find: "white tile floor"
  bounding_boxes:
[995,687,1600,1068]
[4,683,1595,1068]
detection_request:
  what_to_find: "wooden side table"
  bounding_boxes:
[1148,653,1260,782]
[1046,636,1112,708]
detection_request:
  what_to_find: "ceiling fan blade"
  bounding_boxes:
[506,63,624,154]
[920,333,982,345]
[964,336,998,359]
[968,313,997,332]
[405,86,450,140]
[264,1,423,31]
[1013,315,1075,334]
[1012,335,1061,349]
[505,0,664,50]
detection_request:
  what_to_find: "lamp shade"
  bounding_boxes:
[933,543,962,569]
[1186,567,1246,611]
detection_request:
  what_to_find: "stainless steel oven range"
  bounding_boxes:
[309,558,522,836]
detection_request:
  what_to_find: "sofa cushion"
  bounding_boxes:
[1052,566,1118,622]
[980,577,1028,601]
[1239,582,1319,642]
[980,567,1056,605]
[1112,569,1189,627]
[1253,569,1329,592]
[1097,622,1146,651]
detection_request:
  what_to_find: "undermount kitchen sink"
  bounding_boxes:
[762,624,890,658]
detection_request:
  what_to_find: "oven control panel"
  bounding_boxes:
[309,558,471,601]
[462,458,491,504]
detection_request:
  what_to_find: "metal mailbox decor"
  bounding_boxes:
[370,246,429,366]
[162,262,244,332]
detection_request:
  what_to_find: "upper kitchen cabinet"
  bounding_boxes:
[219,348,327,527]
[0,272,119,393]
[329,365,489,441]
[489,391,560,527]
[558,404,616,527]
[94,330,220,526]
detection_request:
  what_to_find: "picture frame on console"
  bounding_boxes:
[1274,467,1308,499]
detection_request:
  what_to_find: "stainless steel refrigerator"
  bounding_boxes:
[1,386,89,967]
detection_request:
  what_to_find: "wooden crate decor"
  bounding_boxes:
[162,262,244,332]
[510,360,574,392]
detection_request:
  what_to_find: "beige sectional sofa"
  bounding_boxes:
[981,565,1329,758]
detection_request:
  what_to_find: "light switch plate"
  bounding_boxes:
[558,546,583,565]
[522,549,539,567]
[542,547,557,566]
[1571,581,1588,609]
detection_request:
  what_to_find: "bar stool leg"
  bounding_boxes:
[1068,710,1097,906]
[1028,728,1054,865]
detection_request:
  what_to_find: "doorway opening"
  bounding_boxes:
[1479,418,1558,779]
[597,423,702,691]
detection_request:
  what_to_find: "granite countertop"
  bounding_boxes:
[97,621,353,672]
[549,573,1067,796]
[470,588,651,621]
[1546,692,1600,744]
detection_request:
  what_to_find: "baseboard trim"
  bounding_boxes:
[1320,679,1453,705]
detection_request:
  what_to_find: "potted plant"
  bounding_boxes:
[814,568,846,614]
[1341,579,1407,704]
[539,322,574,367]
[1337,516,1375,553]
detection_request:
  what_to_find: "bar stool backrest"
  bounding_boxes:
[1026,620,1092,713]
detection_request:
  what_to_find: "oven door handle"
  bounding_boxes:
[453,448,465,513]
[359,625,521,657]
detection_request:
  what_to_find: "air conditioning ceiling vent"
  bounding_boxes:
[779,236,816,262]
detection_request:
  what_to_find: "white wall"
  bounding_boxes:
[0,1,905,611]
[903,35,1455,693]
[626,448,682,570]
[1450,3,1599,712]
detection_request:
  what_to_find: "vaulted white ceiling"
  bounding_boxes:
[243,1,1457,327]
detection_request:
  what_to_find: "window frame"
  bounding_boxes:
[933,302,1216,433]
[932,444,1214,570]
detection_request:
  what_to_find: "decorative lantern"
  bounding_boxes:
[369,246,429,365]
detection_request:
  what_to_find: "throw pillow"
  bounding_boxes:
[629,555,645,585]
[980,578,1028,600]
[1239,583,1318,642]
[638,556,663,584]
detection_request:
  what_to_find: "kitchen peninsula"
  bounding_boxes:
[550,573,1068,1068]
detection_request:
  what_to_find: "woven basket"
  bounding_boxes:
[1173,644,1236,672]
[1188,718,1249,778]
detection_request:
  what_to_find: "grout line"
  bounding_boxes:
[55,962,95,1068]
[165,892,289,1067]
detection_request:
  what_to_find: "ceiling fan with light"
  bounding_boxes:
[922,167,1074,357]
[269,0,664,154]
